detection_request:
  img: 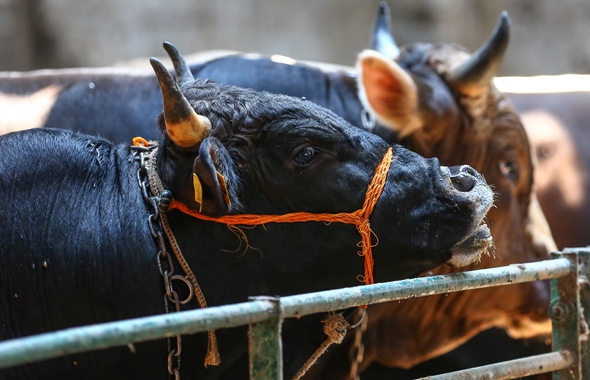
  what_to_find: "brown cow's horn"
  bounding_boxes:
[150,57,211,149]
[163,41,195,86]
[447,11,510,95]
[371,2,400,60]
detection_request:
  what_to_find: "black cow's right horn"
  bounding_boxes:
[446,11,510,96]
[163,41,195,86]
[150,55,211,149]
[371,2,400,60]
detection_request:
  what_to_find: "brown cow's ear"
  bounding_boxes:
[192,137,235,217]
[356,50,423,137]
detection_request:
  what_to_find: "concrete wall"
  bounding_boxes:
[1,0,589,76]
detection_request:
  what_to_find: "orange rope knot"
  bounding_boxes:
[132,136,150,147]
[322,312,350,344]
[170,147,394,287]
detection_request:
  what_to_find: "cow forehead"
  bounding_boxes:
[180,79,369,146]
[420,45,523,142]
[397,42,470,75]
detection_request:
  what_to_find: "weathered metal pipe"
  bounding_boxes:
[280,258,572,317]
[0,258,573,370]
[0,299,278,369]
[416,351,572,380]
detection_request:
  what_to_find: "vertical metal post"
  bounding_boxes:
[551,251,581,379]
[248,296,283,380]
[571,248,590,379]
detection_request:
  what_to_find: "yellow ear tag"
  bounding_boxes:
[192,173,203,212]
[216,171,232,207]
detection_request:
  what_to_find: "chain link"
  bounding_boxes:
[361,108,376,132]
[132,145,188,380]
[347,308,368,380]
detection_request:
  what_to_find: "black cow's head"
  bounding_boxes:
[151,42,494,292]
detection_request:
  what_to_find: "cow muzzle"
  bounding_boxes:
[442,165,495,267]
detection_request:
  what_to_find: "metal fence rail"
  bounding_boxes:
[0,249,588,379]
[417,351,573,380]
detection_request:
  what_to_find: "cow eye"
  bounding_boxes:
[499,159,519,179]
[293,146,317,166]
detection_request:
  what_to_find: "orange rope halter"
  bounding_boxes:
[169,147,394,287]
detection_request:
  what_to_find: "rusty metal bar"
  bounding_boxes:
[416,351,572,380]
[248,296,283,380]
[551,251,581,379]
[0,257,575,371]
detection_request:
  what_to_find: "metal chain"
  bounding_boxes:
[132,144,193,380]
[347,308,368,380]
[361,108,376,132]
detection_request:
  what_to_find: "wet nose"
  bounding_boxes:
[448,165,481,192]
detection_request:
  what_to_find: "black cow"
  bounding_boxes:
[0,44,494,379]
[0,6,554,377]
[0,67,161,142]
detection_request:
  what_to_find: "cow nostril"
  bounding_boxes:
[448,165,478,192]
[463,166,478,177]
[451,176,476,192]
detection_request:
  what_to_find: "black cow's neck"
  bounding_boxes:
[0,129,172,378]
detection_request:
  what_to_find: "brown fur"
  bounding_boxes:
[308,44,555,378]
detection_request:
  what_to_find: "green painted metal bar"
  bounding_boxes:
[418,351,572,380]
[0,299,278,370]
[0,258,574,370]
[280,258,573,317]
[415,351,572,380]
[551,251,581,379]
[248,297,283,380]
[570,248,590,379]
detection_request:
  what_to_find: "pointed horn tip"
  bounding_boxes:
[149,57,177,89]
[497,11,511,32]
[162,41,178,55]
[379,2,389,14]
[149,57,162,69]
[149,57,167,73]
[500,11,510,23]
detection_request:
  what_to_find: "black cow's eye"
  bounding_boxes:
[294,146,316,166]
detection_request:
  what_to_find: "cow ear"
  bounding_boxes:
[356,50,423,137]
[191,137,238,217]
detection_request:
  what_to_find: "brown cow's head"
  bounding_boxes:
[332,8,557,373]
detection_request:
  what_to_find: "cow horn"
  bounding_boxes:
[446,11,510,95]
[150,57,211,149]
[371,2,400,60]
[163,41,195,86]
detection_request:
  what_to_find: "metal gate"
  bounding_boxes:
[0,248,588,379]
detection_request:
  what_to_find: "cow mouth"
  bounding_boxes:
[447,222,493,267]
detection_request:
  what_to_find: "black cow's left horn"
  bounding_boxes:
[371,2,400,60]
[446,11,510,96]
[150,56,211,149]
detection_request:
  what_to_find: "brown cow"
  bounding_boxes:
[358,76,588,380]
[304,7,557,378]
